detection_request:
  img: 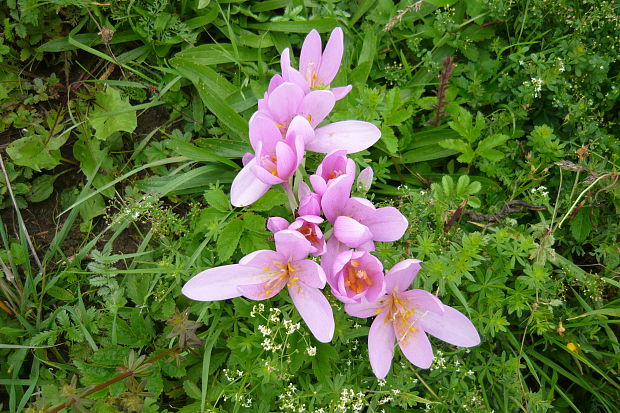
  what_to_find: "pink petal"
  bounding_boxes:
[344,197,375,222]
[182,265,263,301]
[299,29,322,83]
[357,166,374,192]
[400,289,444,314]
[274,230,311,262]
[320,236,349,283]
[309,175,327,195]
[385,259,422,293]
[317,27,344,85]
[300,90,335,128]
[288,283,334,343]
[333,216,373,248]
[397,327,434,369]
[298,181,312,199]
[365,207,409,242]
[238,282,283,300]
[293,259,326,288]
[308,121,381,154]
[230,160,272,207]
[252,162,284,185]
[332,85,352,100]
[418,305,480,348]
[275,141,297,179]
[249,112,280,154]
[345,297,384,318]
[267,82,304,126]
[239,250,283,268]
[267,217,289,233]
[241,152,255,166]
[287,115,315,146]
[320,174,354,223]
[368,311,396,379]
[268,74,284,93]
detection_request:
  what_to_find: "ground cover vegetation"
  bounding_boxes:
[0,0,618,412]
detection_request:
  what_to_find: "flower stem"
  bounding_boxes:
[282,180,298,215]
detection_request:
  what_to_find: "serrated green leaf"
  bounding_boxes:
[477,133,510,151]
[570,208,592,242]
[204,187,230,212]
[217,219,244,262]
[89,87,137,141]
[381,126,399,154]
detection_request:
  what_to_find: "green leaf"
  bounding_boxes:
[217,219,244,262]
[6,133,69,172]
[380,126,399,154]
[26,174,59,203]
[570,207,592,242]
[89,87,137,141]
[250,189,287,211]
[204,187,230,212]
[45,286,75,301]
[477,133,509,151]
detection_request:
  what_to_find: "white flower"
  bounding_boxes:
[306,346,317,356]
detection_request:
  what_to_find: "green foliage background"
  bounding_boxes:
[0,0,618,412]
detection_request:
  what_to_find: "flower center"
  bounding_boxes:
[297,222,319,244]
[327,169,344,181]
[260,155,278,176]
[384,292,417,344]
[344,259,373,294]
[261,262,299,296]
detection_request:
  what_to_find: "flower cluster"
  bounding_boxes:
[183,28,480,379]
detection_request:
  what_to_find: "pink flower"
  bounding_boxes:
[230,115,312,207]
[297,182,322,216]
[329,250,384,304]
[183,230,334,343]
[257,82,336,132]
[267,215,326,256]
[310,149,356,196]
[281,28,352,100]
[321,175,408,250]
[346,260,480,378]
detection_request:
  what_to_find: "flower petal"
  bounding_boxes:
[230,160,272,207]
[397,327,434,369]
[317,27,344,85]
[267,217,289,233]
[321,236,349,282]
[299,29,322,83]
[288,283,334,343]
[332,85,352,100]
[333,216,373,248]
[345,296,384,318]
[368,311,396,379]
[274,230,311,262]
[385,259,422,293]
[307,121,381,154]
[275,141,297,179]
[294,259,326,288]
[182,265,263,301]
[320,174,354,223]
[400,289,444,314]
[238,281,283,300]
[268,82,304,126]
[239,250,282,268]
[249,112,280,154]
[418,305,481,348]
[300,90,335,128]
[267,74,283,93]
[287,115,315,146]
[365,207,409,242]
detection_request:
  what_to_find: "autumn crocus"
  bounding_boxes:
[230,115,312,207]
[281,27,352,100]
[310,149,356,196]
[329,250,384,304]
[345,260,480,378]
[183,230,334,343]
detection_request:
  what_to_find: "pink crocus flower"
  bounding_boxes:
[267,215,326,256]
[330,250,384,304]
[297,182,322,216]
[281,27,352,100]
[183,230,334,343]
[321,175,408,250]
[345,260,480,379]
[310,149,356,196]
[257,82,336,132]
[231,115,312,207]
